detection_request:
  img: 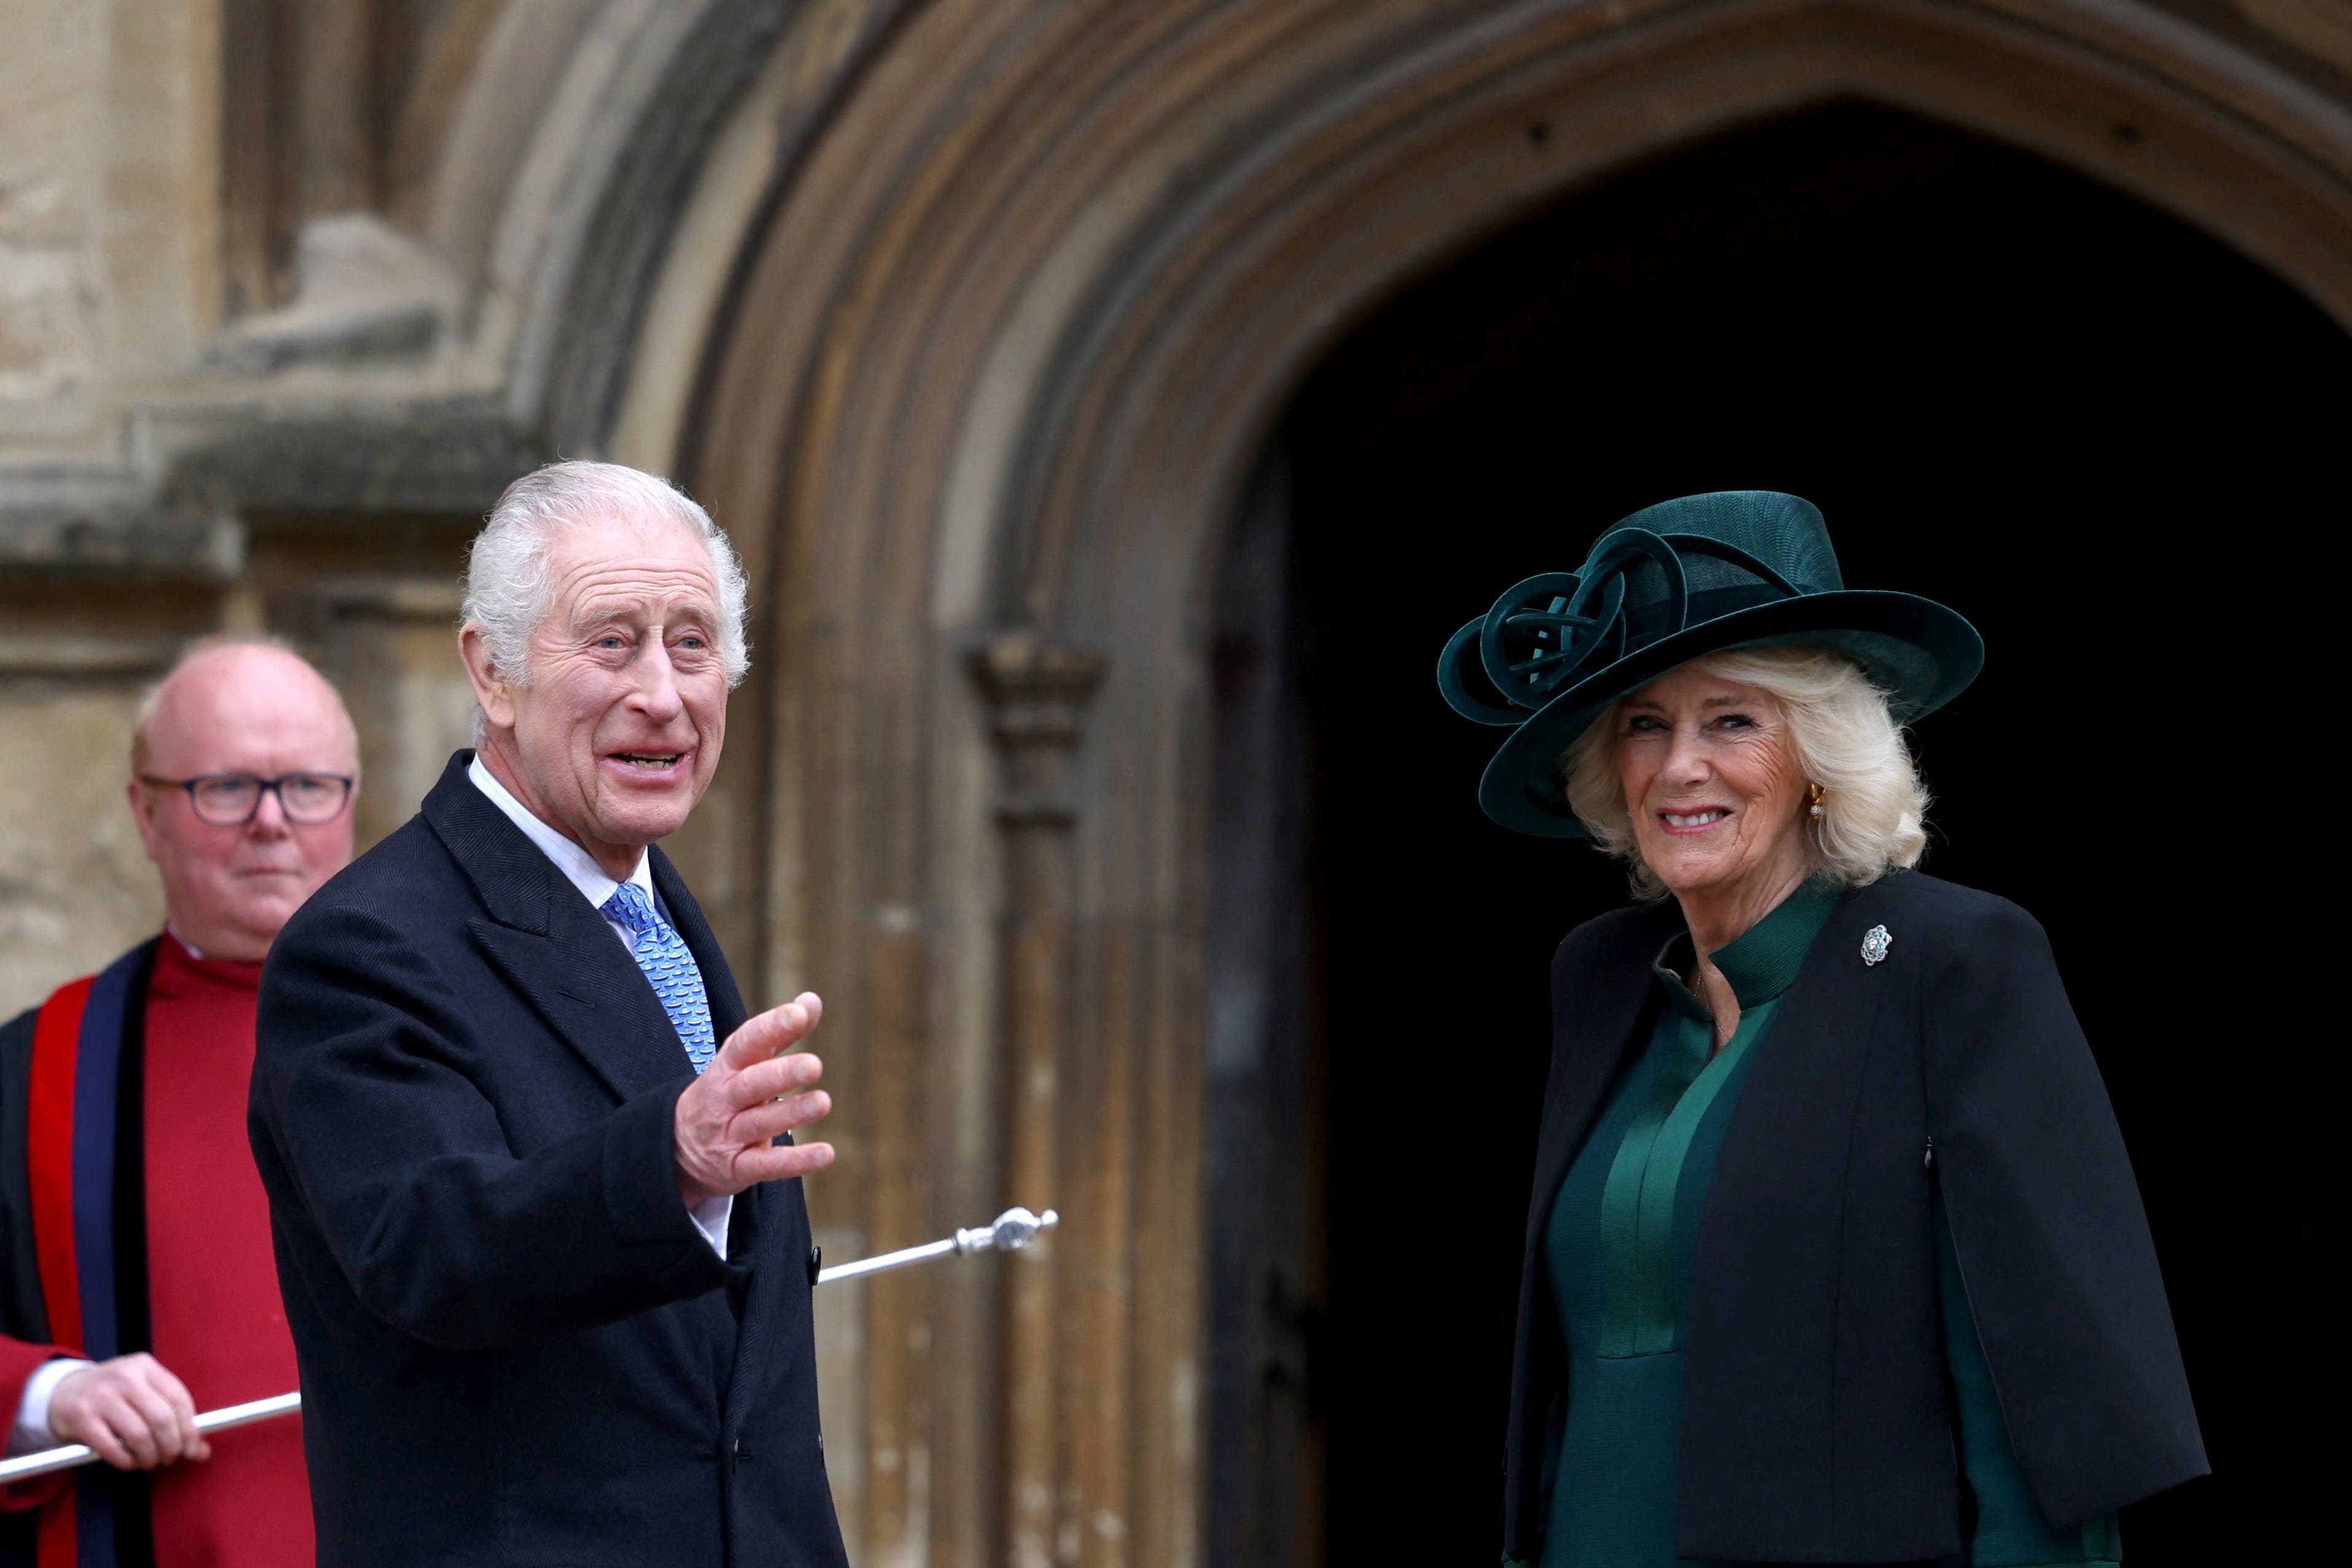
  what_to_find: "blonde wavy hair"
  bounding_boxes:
[1560,645,1929,900]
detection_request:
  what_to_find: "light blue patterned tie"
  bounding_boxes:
[602,881,717,1073]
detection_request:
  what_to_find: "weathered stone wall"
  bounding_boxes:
[0,0,103,421]
[0,0,221,458]
[0,676,164,1013]
[1,0,217,1013]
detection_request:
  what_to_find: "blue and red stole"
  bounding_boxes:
[23,942,155,1568]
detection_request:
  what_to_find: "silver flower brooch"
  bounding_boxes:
[1860,924,1893,966]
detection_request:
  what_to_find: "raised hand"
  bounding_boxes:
[47,1353,211,1470]
[672,991,835,1206]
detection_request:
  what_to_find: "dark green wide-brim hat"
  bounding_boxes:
[1437,490,1983,838]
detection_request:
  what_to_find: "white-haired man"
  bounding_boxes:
[2,638,358,1566]
[249,462,848,1567]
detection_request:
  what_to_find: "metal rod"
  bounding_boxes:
[817,1205,1058,1284]
[0,1206,1057,1486]
[0,1391,303,1484]
[817,1235,958,1283]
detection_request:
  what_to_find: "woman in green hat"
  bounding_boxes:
[1439,492,2204,1567]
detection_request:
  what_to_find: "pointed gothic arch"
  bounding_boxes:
[635,3,2352,1562]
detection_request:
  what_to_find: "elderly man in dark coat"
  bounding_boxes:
[249,461,850,1568]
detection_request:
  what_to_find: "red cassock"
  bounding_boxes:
[1,933,313,1568]
[141,936,312,1567]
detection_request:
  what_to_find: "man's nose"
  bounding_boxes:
[247,786,293,838]
[629,642,687,720]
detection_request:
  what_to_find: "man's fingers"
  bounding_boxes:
[121,1380,185,1464]
[725,1050,824,1110]
[101,1397,162,1469]
[128,1379,189,1465]
[84,1419,135,1470]
[733,1141,835,1186]
[716,1007,794,1068]
[154,1367,206,1462]
[716,993,824,1069]
[724,1006,799,1067]
[143,1359,198,1419]
[727,1090,831,1145]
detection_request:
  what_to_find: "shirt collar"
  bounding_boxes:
[467,754,652,915]
[1653,876,1843,1015]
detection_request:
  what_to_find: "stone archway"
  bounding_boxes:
[661,4,2352,1565]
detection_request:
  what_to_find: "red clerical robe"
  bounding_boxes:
[0,934,312,1567]
[140,934,311,1567]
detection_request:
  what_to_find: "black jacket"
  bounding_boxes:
[249,754,848,1568]
[1502,870,2205,1564]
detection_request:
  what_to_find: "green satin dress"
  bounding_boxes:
[1532,881,2122,1568]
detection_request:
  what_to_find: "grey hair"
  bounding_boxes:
[1560,644,1930,900]
[461,462,751,736]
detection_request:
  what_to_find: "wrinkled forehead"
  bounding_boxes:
[541,514,720,623]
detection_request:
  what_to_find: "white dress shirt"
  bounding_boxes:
[468,758,731,1258]
[7,1357,85,1455]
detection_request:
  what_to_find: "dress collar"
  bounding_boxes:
[154,926,265,989]
[466,755,652,915]
[1652,876,1843,1015]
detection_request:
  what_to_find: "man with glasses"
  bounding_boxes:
[0,636,356,1567]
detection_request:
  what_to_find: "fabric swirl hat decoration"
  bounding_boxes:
[1437,490,1983,838]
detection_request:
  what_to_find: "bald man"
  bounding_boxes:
[0,638,356,1568]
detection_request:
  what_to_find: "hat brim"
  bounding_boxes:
[1477,590,1983,838]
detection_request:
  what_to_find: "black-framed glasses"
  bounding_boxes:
[140,772,355,826]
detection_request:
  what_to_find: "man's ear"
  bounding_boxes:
[459,625,517,731]
[126,777,165,865]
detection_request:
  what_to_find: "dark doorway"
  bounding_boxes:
[1207,101,2348,1566]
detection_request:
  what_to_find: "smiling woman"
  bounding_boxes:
[1561,647,1929,907]
[1437,490,2203,1568]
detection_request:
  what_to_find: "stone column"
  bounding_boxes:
[969,632,1105,1568]
[300,577,477,848]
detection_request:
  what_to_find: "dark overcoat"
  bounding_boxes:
[248,753,848,1568]
[1503,870,2205,1564]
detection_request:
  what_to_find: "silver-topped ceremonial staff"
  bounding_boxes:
[813,1204,1057,1284]
[0,1206,1057,1486]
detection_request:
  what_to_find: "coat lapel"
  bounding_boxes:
[422,754,695,1104]
[651,848,803,1448]
[1522,903,1679,1260]
[1501,901,1681,1556]
[1677,880,1894,1551]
